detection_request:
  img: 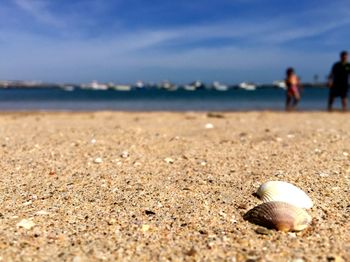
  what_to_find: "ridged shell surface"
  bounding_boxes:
[257,181,313,209]
[243,201,312,232]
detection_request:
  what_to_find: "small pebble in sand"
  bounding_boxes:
[185,247,197,256]
[343,152,349,157]
[291,259,305,262]
[145,210,156,216]
[164,157,174,164]
[255,227,271,235]
[274,171,285,178]
[205,123,214,129]
[219,211,227,218]
[142,224,150,232]
[35,210,50,216]
[288,232,297,238]
[107,218,117,225]
[91,139,96,144]
[73,256,82,262]
[319,172,329,178]
[22,201,32,206]
[120,151,129,158]
[133,162,142,167]
[17,219,35,230]
[94,157,103,164]
[230,217,237,224]
[327,255,344,262]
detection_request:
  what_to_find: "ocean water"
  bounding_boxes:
[0,87,337,111]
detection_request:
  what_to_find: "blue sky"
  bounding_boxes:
[0,0,350,84]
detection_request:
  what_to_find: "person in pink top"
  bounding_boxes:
[285,67,301,111]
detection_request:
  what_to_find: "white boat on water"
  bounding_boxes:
[183,84,197,91]
[81,81,109,90]
[183,80,205,91]
[158,81,177,91]
[212,81,228,91]
[134,81,145,89]
[273,80,287,90]
[239,82,256,91]
[112,84,132,91]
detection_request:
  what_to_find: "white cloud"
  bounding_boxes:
[13,0,65,27]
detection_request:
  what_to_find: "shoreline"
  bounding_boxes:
[0,109,347,114]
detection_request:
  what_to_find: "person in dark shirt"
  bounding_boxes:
[328,51,350,112]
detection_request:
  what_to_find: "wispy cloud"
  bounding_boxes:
[13,0,64,27]
[8,0,350,46]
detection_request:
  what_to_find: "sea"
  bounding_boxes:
[0,87,339,111]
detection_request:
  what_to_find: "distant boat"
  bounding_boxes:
[62,85,75,92]
[273,80,287,90]
[212,81,228,91]
[134,81,145,89]
[112,84,132,91]
[239,82,256,91]
[183,84,196,91]
[81,81,109,90]
[183,80,205,91]
[158,81,177,91]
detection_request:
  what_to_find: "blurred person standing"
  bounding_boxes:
[328,51,350,112]
[285,67,301,111]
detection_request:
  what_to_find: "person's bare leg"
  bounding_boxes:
[286,95,292,111]
[328,95,334,112]
[292,97,300,110]
[341,97,348,112]
[292,91,300,110]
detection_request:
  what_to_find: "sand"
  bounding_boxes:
[0,111,349,261]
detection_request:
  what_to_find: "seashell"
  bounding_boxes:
[243,201,312,232]
[257,181,313,209]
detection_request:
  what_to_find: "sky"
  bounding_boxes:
[0,0,350,84]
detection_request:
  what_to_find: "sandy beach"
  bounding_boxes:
[0,111,349,261]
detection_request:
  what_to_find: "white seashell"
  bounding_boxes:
[257,181,313,209]
[244,201,312,232]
